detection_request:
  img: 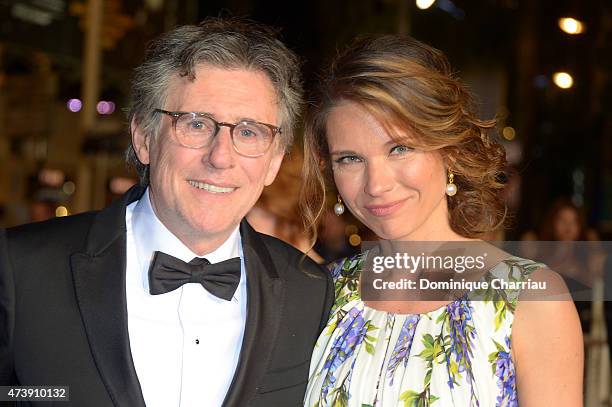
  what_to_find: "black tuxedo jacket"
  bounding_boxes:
[0,186,333,406]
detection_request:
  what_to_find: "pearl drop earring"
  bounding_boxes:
[334,195,345,216]
[446,170,457,196]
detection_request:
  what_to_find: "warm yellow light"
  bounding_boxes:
[553,72,574,89]
[502,127,516,141]
[348,234,362,247]
[345,224,358,236]
[416,0,436,10]
[55,206,69,217]
[558,18,585,34]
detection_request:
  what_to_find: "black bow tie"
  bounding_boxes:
[148,251,241,301]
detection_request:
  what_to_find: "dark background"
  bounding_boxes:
[0,0,611,241]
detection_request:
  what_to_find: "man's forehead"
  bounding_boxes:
[164,64,279,119]
[169,64,275,94]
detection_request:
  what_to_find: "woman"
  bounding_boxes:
[302,35,582,406]
[539,198,603,333]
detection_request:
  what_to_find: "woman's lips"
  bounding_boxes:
[364,199,407,217]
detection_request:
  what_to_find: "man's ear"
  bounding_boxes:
[264,149,285,187]
[131,117,151,165]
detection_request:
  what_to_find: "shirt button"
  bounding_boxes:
[195,339,200,345]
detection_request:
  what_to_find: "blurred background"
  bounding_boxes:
[1,0,612,403]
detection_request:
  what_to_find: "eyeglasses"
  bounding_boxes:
[154,109,282,157]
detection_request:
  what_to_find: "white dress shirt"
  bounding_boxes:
[125,189,247,407]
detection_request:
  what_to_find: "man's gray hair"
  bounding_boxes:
[126,17,303,185]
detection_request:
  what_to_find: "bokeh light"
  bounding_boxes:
[502,126,516,141]
[345,224,358,236]
[416,0,436,10]
[38,168,65,187]
[553,72,574,89]
[558,17,585,35]
[96,101,116,115]
[62,181,76,195]
[67,98,82,112]
[55,206,69,217]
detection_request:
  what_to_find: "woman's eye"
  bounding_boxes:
[335,155,362,164]
[390,145,413,155]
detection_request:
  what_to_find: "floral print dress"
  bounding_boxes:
[304,253,542,407]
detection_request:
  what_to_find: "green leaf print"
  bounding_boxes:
[494,306,506,331]
[492,338,506,353]
[418,347,434,360]
[366,324,378,332]
[424,369,432,386]
[323,316,339,336]
[399,390,420,402]
[330,386,349,407]
[399,389,438,407]
[432,340,444,362]
[365,341,375,355]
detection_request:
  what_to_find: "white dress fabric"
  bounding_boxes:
[305,253,542,407]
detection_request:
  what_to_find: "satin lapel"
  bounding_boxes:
[222,221,285,407]
[71,186,146,407]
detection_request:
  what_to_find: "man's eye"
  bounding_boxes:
[236,123,266,140]
[239,128,256,138]
[188,120,207,131]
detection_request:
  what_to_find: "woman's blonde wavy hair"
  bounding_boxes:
[301,35,507,243]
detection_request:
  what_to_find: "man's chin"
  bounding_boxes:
[188,220,239,238]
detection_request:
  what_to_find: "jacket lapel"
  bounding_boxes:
[71,186,146,407]
[222,221,285,407]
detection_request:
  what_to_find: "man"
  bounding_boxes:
[0,18,333,406]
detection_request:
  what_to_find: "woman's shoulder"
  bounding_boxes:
[478,254,576,335]
[470,254,574,319]
[509,262,583,404]
[487,256,545,288]
[487,255,570,300]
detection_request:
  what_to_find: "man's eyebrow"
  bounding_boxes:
[178,110,215,118]
[235,117,263,123]
[189,112,266,123]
